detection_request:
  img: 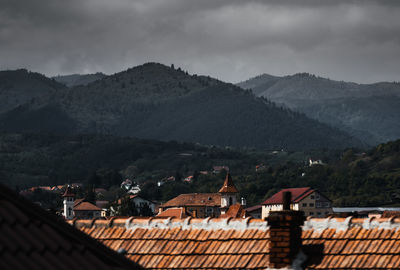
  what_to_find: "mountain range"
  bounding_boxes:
[53,73,106,87]
[238,73,400,145]
[0,64,365,150]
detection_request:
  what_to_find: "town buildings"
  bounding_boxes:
[261,187,333,219]
[158,173,242,217]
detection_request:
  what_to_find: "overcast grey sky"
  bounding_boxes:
[0,0,399,83]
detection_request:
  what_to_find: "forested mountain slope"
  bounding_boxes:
[0,64,363,150]
[238,73,400,145]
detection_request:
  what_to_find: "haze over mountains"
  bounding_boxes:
[238,73,400,145]
[0,63,363,151]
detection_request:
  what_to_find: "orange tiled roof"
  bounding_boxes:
[156,207,190,218]
[0,184,142,270]
[220,203,248,218]
[161,193,221,207]
[381,211,400,218]
[74,198,85,207]
[218,173,238,193]
[72,216,400,269]
[74,201,102,211]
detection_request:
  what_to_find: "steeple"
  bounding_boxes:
[63,185,75,220]
[218,172,238,193]
[219,173,239,215]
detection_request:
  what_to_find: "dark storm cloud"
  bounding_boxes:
[0,0,399,83]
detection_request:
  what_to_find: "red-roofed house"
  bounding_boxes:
[74,201,103,219]
[62,187,104,219]
[159,173,241,218]
[261,187,332,219]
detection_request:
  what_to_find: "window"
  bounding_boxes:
[325,212,329,215]
[316,202,322,208]
[302,203,307,207]
[229,197,233,206]
[324,202,331,207]
[316,194,320,200]
[310,195,315,199]
[317,212,321,216]
[309,203,314,207]
[310,212,314,215]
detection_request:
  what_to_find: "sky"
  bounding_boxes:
[0,0,399,83]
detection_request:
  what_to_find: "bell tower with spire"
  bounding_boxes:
[63,185,75,220]
[219,172,239,215]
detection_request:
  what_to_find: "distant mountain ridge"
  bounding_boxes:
[238,73,400,145]
[0,64,364,150]
[0,69,65,114]
[53,72,106,87]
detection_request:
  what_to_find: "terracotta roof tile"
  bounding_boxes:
[161,193,221,208]
[74,201,102,211]
[71,215,400,269]
[0,184,142,270]
[157,207,190,218]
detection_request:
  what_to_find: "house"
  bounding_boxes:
[158,173,241,218]
[62,186,104,219]
[0,183,142,270]
[159,193,222,218]
[112,194,157,215]
[261,187,333,219]
[183,175,194,183]
[72,210,400,269]
[74,200,103,219]
[309,158,325,166]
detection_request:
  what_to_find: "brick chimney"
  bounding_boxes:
[267,191,305,268]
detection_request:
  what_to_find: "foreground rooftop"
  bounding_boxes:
[71,216,400,269]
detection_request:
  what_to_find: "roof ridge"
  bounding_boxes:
[72,216,400,231]
[292,187,313,201]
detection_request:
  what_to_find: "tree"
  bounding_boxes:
[86,185,96,204]
[118,197,138,216]
[139,203,153,216]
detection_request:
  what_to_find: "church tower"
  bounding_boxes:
[219,172,239,215]
[63,185,75,220]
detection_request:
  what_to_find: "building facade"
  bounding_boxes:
[261,187,333,219]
